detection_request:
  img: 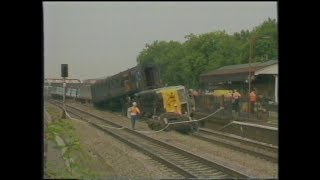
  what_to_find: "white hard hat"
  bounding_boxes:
[133,102,137,106]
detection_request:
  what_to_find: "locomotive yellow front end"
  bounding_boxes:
[160,87,188,116]
[136,85,198,133]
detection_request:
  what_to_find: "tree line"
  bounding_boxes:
[137,18,278,89]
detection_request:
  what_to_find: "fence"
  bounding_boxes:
[193,94,278,122]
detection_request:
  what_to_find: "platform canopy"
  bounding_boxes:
[200,60,278,83]
[254,63,278,75]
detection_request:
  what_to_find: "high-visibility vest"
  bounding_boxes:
[250,92,257,102]
[130,107,140,116]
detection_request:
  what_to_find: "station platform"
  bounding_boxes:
[193,110,278,128]
[193,111,278,145]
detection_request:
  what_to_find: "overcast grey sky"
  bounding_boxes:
[44,2,277,80]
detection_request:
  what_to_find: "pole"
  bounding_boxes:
[248,36,271,120]
[63,77,66,107]
[62,77,66,119]
[248,37,258,120]
[248,39,252,118]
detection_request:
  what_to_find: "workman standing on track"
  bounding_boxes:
[128,102,141,130]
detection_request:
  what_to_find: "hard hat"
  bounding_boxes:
[133,102,137,106]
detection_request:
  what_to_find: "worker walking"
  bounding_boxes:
[128,102,141,130]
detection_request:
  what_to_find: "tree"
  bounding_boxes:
[136,18,278,89]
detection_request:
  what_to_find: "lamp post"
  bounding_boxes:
[248,36,271,118]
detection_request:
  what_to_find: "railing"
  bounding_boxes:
[193,94,278,122]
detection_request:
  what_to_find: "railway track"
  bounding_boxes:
[49,100,250,179]
[57,101,277,162]
[193,128,278,163]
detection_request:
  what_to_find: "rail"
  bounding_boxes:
[49,100,250,179]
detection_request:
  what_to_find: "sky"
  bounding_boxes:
[44,2,277,80]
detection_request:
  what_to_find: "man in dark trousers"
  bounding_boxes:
[232,89,241,115]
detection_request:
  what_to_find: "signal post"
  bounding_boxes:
[61,64,68,119]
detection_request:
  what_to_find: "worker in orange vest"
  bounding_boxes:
[128,102,141,130]
[249,89,257,114]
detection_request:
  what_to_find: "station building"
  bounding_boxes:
[200,60,278,104]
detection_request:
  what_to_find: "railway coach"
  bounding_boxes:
[45,78,81,100]
[90,64,162,110]
[77,83,93,104]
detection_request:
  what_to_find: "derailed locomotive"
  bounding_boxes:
[134,85,199,133]
[46,64,199,132]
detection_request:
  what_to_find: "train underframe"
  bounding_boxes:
[146,112,199,134]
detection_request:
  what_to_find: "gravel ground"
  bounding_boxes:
[148,132,278,178]
[47,102,180,179]
[44,107,67,178]
[45,104,112,179]
[70,116,182,179]
[68,102,153,131]
[67,102,278,178]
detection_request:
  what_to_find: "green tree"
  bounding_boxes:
[136,18,278,89]
[250,18,278,62]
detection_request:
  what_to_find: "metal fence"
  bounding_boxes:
[193,94,278,122]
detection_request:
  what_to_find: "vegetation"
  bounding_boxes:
[47,119,80,175]
[137,18,278,89]
[45,105,113,179]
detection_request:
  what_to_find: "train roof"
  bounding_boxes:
[82,79,99,84]
[92,64,158,83]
